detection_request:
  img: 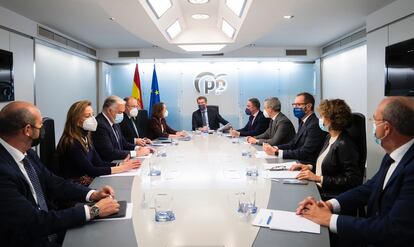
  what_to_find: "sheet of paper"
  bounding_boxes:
[100,168,141,178]
[252,208,273,228]
[263,170,300,179]
[255,151,277,159]
[269,210,320,234]
[262,161,298,170]
[94,203,133,221]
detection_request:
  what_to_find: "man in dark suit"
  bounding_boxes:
[246,97,295,146]
[119,96,151,146]
[192,96,229,131]
[296,97,414,247]
[264,92,327,165]
[229,98,269,137]
[93,96,151,162]
[0,101,120,247]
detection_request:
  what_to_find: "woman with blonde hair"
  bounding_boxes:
[57,100,140,185]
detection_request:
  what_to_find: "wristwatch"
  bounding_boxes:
[89,204,100,219]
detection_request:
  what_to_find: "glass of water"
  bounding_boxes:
[148,156,161,176]
[154,193,175,222]
[231,136,240,144]
[246,165,259,177]
[237,191,257,215]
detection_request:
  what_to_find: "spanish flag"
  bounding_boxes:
[131,64,144,109]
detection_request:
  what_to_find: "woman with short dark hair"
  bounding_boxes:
[149,102,185,139]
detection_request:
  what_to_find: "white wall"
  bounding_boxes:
[0,28,34,109]
[321,45,367,115]
[366,0,414,179]
[35,43,97,143]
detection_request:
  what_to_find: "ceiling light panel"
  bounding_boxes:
[178,44,226,52]
[225,0,246,17]
[192,14,210,20]
[147,0,172,19]
[166,20,182,39]
[188,0,209,4]
[222,19,235,39]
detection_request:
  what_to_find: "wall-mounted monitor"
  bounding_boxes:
[385,38,414,96]
[0,49,14,102]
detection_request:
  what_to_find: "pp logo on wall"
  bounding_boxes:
[194,72,228,95]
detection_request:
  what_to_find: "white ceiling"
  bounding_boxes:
[0,0,396,53]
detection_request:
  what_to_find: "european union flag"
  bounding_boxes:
[148,65,161,117]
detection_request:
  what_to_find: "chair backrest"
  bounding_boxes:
[39,117,60,175]
[207,105,219,113]
[346,113,367,183]
[135,109,150,138]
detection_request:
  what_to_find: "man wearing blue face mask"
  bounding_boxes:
[93,96,151,162]
[263,92,327,166]
[191,96,229,131]
[230,98,269,137]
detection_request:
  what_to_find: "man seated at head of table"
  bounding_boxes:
[263,92,327,166]
[246,97,295,146]
[229,97,270,137]
[57,100,141,186]
[290,99,362,201]
[192,96,229,131]
[92,95,151,163]
[149,102,186,139]
[296,96,414,247]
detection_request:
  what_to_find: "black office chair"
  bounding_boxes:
[39,117,61,176]
[346,112,367,216]
[135,109,151,138]
[207,105,219,113]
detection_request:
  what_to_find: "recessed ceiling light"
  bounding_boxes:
[109,17,116,21]
[225,0,246,17]
[283,15,294,19]
[222,19,235,39]
[147,0,172,19]
[192,14,210,20]
[188,0,209,4]
[178,44,226,52]
[166,20,181,39]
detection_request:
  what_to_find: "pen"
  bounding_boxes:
[266,212,273,225]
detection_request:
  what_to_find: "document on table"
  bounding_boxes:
[94,203,133,221]
[255,151,277,159]
[100,168,141,178]
[262,161,298,170]
[263,170,300,179]
[252,208,320,234]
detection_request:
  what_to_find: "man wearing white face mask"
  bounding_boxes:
[247,97,295,146]
[93,96,151,162]
[120,96,151,146]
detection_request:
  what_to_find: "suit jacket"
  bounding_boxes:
[149,117,177,139]
[119,112,139,144]
[59,139,112,179]
[255,112,295,146]
[277,113,327,165]
[0,145,90,247]
[334,142,414,246]
[237,111,270,137]
[318,131,361,198]
[192,108,229,130]
[92,113,135,162]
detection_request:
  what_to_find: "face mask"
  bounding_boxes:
[198,104,206,111]
[163,110,169,118]
[114,113,124,124]
[129,107,138,117]
[263,109,270,118]
[245,108,251,116]
[318,118,328,132]
[373,122,386,145]
[293,107,306,119]
[31,126,45,147]
[82,116,98,132]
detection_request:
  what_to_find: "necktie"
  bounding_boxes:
[131,118,139,137]
[201,111,207,127]
[248,115,254,130]
[112,125,122,149]
[369,155,394,216]
[22,157,48,211]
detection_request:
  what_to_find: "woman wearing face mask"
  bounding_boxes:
[57,100,141,186]
[289,99,362,200]
[149,102,186,139]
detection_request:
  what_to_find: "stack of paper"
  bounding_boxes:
[262,161,298,170]
[263,170,300,179]
[252,208,320,234]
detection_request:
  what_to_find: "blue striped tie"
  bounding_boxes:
[22,157,48,211]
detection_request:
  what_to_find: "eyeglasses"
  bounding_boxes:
[30,123,43,129]
[291,102,308,107]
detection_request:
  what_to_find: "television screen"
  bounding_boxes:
[0,49,14,102]
[385,38,414,96]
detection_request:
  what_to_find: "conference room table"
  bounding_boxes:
[63,133,330,247]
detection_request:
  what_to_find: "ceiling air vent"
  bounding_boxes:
[118,51,140,58]
[322,29,366,55]
[37,25,97,57]
[201,53,224,57]
[285,49,307,56]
